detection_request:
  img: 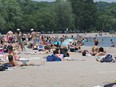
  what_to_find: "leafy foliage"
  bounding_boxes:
[0,0,116,33]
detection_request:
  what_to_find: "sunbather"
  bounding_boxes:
[92,40,99,56]
[8,55,38,67]
[96,47,115,62]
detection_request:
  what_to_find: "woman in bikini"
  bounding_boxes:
[92,40,99,56]
[17,31,25,51]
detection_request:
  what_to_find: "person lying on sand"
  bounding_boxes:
[96,47,116,62]
[82,47,106,57]
[95,47,106,56]
[8,55,40,67]
[82,50,92,56]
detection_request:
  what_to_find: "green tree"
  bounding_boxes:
[1,0,22,31]
[96,2,116,32]
[70,0,98,32]
[36,11,56,32]
[55,0,74,32]
[97,14,114,31]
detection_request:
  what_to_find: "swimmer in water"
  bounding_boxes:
[111,41,115,47]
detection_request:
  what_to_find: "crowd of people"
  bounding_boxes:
[0,31,116,71]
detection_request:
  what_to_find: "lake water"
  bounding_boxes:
[83,36,116,47]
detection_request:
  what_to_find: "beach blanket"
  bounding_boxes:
[19,57,42,61]
[46,55,61,62]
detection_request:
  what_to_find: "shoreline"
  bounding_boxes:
[42,33,116,37]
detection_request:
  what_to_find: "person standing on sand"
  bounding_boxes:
[111,41,115,47]
[27,32,31,41]
[7,31,14,43]
[31,29,37,46]
[17,31,25,51]
[77,35,82,46]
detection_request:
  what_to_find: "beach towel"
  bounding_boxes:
[0,65,7,71]
[19,57,43,61]
[58,54,63,60]
[96,56,105,62]
[46,55,61,62]
[19,58,29,62]
[0,48,4,54]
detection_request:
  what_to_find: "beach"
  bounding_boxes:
[0,46,116,87]
[0,0,116,86]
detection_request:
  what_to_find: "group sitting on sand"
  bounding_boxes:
[0,45,39,68]
[46,47,70,62]
[82,40,116,63]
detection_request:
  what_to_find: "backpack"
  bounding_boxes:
[0,63,12,71]
[104,83,116,87]
[0,65,8,71]
[102,54,113,62]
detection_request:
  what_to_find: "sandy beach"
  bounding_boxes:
[0,0,116,86]
[0,46,116,87]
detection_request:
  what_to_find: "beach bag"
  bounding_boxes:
[0,66,7,71]
[104,83,116,87]
[0,63,11,71]
[64,53,69,57]
[2,63,12,67]
[102,54,113,62]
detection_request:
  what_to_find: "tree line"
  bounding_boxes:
[0,0,116,33]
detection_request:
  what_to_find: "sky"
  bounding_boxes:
[94,0,116,2]
[32,0,116,2]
